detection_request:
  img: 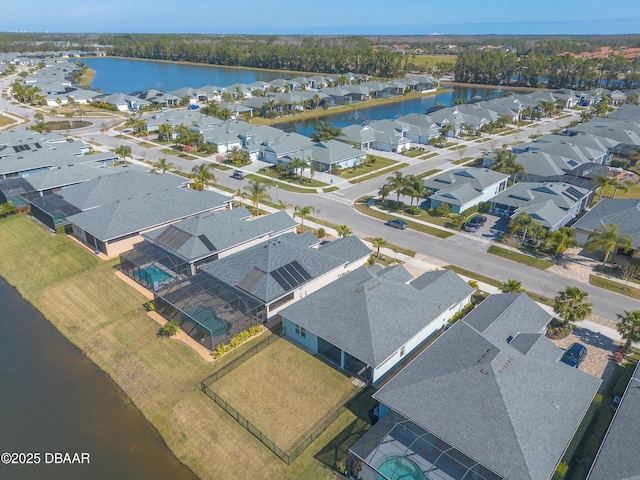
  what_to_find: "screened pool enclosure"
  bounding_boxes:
[154,273,266,351]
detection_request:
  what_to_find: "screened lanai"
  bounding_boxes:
[119,242,190,291]
[29,194,81,230]
[154,272,266,350]
[349,410,504,480]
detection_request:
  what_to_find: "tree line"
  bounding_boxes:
[453,49,640,89]
[98,35,405,77]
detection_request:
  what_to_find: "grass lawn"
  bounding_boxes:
[349,162,409,184]
[339,156,396,179]
[443,265,503,289]
[0,115,17,127]
[363,237,416,257]
[589,275,640,300]
[407,55,457,68]
[403,149,426,158]
[0,214,366,480]
[452,156,473,165]
[418,169,442,178]
[244,174,318,194]
[487,245,553,270]
[600,179,640,199]
[212,339,356,450]
[419,152,439,159]
[354,197,453,239]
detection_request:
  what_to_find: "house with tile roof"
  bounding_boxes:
[349,293,600,480]
[280,265,473,385]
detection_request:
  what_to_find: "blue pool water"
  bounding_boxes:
[377,456,425,480]
[190,307,231,337]
[135,265,174,286]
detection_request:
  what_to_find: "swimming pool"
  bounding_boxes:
[190,307,231,337]
[377,456,425,480]
[134,265,174,286]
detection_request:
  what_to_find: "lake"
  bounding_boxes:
[0,277,197,480]
[82,57,506,136]
[82,57,292,94]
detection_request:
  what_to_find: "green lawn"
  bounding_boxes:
[487,245,553,270]
[418,169,442,178]
[403,149,426,158]
[589,275,640,300]
[244,174,318,194]
[212,339,356,450]
[349,162,409,184]
[407,55,457,68]
[0,214,365,480]
[419,152,439,159]
[354,197,453,239]
[363,237,416,257]
[339,156,396,179]
[600,179,640,199]
[452,156,473,165]
[443,265,503,289]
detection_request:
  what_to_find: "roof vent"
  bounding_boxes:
[552,402,560,410]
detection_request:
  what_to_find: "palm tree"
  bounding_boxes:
[372,237,386,258]
[114,145,132,163]
[49,108,58,121]
[277,200,292,210]
[378,184,392,204]
[294,205,315,228]
[386,171,408,206]
[585,224,634,266]
[310,120,344,142]
[288,157,308,183]
[543,227,578,258]
[509,212,536,244]
[233,188,246,205]
[500,279,524,293]
[33,112,44,123]
[439,124,455,139]
[616,310,640,352]
[225,146,248,165]
[64,111,74,128]
[554,287,592,327]
[158,123,173,142]
[611,178,634,199]
[337,225,353,238]
[191,163,216,191]
[490,147,525,182]
[244,180,271,216]
[594,175,611,201]
[313,94,322,109]
[151,158,174,174]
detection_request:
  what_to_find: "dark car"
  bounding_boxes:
[463,215,487,232]
[560,343,587,368]
[385,219,408,230]
[232,170,244,180]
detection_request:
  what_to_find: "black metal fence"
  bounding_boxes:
[200,334,365,464]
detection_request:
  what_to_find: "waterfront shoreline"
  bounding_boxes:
[0,214,343,480]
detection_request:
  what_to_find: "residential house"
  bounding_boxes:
[280,265,473,385]
[119,208,297,289]
[572,199,640,256]
[489,181,592,230]
[152,233,370,350]
[349,293,600,480]
[424,167,509,214]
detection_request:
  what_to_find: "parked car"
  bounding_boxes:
[385,219,408,230]
[188,104,200,109]
[560,343,587,368]
[463,215,487,232]
[232,170,244,180]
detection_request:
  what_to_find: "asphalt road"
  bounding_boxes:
[2,73,639,321]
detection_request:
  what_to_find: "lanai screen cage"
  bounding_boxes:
[119,242,190,291]
[154,272,266,351]
[29,194,81,231]
[349,410,505,480]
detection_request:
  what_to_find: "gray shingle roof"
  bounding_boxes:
[280,266,473,367]
[374,293,601,480]
[573,199,640,249]
[199,234,370,304]
[587,361,640,480]
[67,188,229,241]
[143,209,296,262]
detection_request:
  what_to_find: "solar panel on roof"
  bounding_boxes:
[270,269,293,291]
[154,225,191,251]
[198,234,216,252]
[270,261,312,292]
[565,186,584,202]
[237,267,266,292]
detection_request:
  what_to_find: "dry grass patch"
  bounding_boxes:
[213,339,355,449]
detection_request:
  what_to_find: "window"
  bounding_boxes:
[294,323,306,338]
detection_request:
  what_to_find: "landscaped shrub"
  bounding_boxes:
[315,227,326,239]
[434,203,452,217]
[552,462,569,480]
[407,205,422,216]
[160,319,179,337]
[212,325,263,359]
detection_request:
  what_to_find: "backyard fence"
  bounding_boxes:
[200,331,365,464]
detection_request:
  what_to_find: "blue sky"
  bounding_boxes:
[3,0,640,35]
